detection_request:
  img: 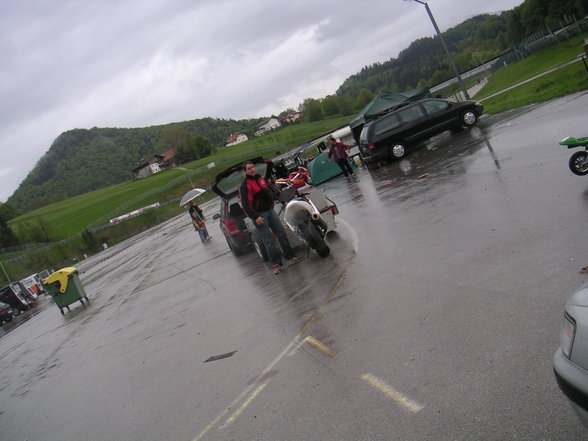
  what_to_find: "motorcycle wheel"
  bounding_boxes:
[301,222,330,257]
[569,151,588,176]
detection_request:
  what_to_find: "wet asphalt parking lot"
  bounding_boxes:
[2,91,588,440]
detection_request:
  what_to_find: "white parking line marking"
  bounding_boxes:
[193,259,354,440]
[222,382,269,427]
[361,373,424,413]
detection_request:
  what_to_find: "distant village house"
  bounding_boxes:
[253,117,281,137]
[225,132,249,147]
[161,149,176,166]
[281,111,303,124]
[132,155,165,178]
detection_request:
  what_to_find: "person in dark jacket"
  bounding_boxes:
[188,201,210,243]
[327,136,353,177]
[239,160,303,275]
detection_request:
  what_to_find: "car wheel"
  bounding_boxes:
[461,110,477,127]
[226,238,244,256]
[251,231,269,261]
[232,244,247,256]
[388,143,406,160]
[569,151,588,176]
[12,308,20,317]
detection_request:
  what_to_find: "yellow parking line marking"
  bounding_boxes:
[193,266,351,440]
[361,373,424,413]
[222,382,269,427]
[304,336,336,357]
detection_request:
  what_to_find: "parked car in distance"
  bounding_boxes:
[554,282,588,429]
[358,98,484,164]
[0,301,14,325]
[210,157,273,259]
[0,282,34,315]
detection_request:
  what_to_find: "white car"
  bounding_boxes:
[554,282,588,429]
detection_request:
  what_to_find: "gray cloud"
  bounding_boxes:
[0,0,523,201]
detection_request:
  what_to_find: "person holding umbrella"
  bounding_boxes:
[188,201,210,243]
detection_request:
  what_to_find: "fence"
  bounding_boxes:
[429,14,588,99]
[491,14,588,73]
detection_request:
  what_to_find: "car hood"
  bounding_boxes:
[210,157,273,199]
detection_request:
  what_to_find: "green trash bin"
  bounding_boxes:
[43,267,90,315]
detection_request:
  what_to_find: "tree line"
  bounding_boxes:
[298,0,587,119]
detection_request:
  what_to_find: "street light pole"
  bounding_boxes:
[0,261,11,284]
[408,0,471,100]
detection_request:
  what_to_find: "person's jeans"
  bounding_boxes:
[254,208,295,266]
[198,228,208,243]
[337,158,353,177]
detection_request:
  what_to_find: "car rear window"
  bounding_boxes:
[422,100,450,114]
[374,114,402,136]
[359,126,370,144]
[216,163,269,196]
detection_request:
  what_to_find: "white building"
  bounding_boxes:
[253,117,281,137]
[225,132,249,146]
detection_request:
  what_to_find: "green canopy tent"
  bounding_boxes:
[307,151,357,185]
[349,88,431,144]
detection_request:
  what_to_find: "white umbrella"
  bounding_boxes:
[180,188,207,206]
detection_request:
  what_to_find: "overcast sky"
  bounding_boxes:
[0,0,524,202]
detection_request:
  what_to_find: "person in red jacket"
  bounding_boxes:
[327,136,354,177]
[239,161,304,275]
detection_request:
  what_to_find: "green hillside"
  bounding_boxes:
[8,115,351,241]
[7,117,264,213]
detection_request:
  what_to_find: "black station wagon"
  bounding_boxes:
[359,98,484,164]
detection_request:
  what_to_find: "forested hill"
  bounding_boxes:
[335,0,587,98]
[336,14,510,98]
[8,117,262,212]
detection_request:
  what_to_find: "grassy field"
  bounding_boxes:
[8,115,351,241]
[479,61,588,113]
[475,33,588,112]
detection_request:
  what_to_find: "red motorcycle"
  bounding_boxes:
[275,166,311,189]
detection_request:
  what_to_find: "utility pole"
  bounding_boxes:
[0,261,11,284]
[407,0,471,100]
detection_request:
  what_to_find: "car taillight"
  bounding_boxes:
[224,219,240,233]
[367,143,376,152]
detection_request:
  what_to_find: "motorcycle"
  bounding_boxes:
[560,136,588,176]
[277,183,338,258]
[275,166,312,189]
